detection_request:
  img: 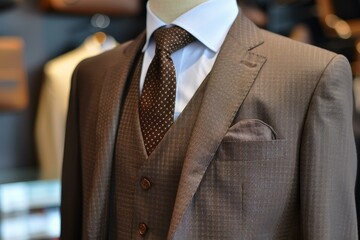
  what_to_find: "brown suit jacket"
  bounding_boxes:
[61,12,358,239]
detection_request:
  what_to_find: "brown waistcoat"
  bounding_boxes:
[111,55,209,239]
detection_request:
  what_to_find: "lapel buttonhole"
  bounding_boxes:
[240,60,257,68]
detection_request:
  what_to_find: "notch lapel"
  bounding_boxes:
[168,13,267,239]
[85,32,145,239]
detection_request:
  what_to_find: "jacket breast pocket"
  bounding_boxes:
[223,119,278,142]
[212,139,297,232]
[217,139,289,162]
[209,120,296,233]
[219,118,288,161]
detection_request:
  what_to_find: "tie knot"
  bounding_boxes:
[154,26,195,54]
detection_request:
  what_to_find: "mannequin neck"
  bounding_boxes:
[149,0,209,23]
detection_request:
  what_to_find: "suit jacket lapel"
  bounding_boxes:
[168,13,267,239]
[85,32,145,238]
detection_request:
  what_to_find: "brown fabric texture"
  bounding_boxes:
[61,10,358,240]
[112,52,209,239]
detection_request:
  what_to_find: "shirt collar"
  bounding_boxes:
[143,0,239,53]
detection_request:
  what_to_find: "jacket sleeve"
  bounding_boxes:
[300,54,358,239]
[60,64,83,239]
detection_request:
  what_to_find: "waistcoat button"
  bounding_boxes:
[140,177,152,190]
[138,223,148,236]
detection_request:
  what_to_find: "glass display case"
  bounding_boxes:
[0,170,60,240]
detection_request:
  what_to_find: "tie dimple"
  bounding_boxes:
[139,26,195,155]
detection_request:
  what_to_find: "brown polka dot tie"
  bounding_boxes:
[139,26,195,155]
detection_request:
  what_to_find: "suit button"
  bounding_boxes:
[140,177,151,190]
[138,223,148,236]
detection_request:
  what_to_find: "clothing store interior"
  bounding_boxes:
[0,0,359,239]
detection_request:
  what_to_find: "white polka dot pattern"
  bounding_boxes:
[139,26,195,155]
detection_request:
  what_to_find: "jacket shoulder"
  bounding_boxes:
[256,29,342,79]
[259,29,336,60]
[72,40,134,90]
[77,40,133,73]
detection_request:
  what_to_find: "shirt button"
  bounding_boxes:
[138,223,148,236]
[140,177,152,190]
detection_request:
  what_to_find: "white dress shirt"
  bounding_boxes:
[141,0,238,120]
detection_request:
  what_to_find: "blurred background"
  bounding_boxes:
[0,0,359,239]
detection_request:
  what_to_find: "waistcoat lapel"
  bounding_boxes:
[83,32,145,239]
[168,13,267,239]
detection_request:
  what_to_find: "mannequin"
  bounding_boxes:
[61,0,358,238]
[148,0,209,23]
[36,33,116,179]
